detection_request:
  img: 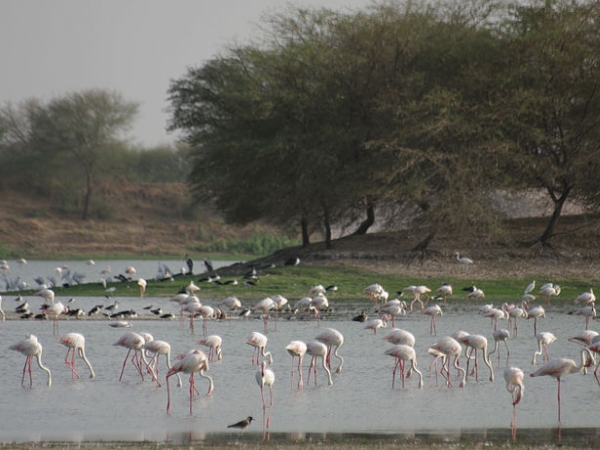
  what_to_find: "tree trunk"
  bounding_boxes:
[323,207,332,249]
[352,202,375,236]
[81,170,92,221]
[539,186,572,246]
[301,216,310,247]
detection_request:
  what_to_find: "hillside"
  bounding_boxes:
[1,182,600,280]
[0,181,277,258]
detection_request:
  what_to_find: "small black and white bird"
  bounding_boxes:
[227,416,253,432]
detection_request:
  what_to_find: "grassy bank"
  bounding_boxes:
[8,263,596,306]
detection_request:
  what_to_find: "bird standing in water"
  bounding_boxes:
[228,416,253,433]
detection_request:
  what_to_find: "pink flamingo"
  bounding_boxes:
[456,333,494,382]
[423,304,442,335]
[305,340,333,386]
[58,332,95,380]
[586,340,600,387]
[315,328,344,374]
[285,340,307,389]
[166,349,213,414]
[504,302,528,337]
[364,317,388,335]
[574,303,596,330]
[383,328,416,346]
[434,282,453,304]
[530,355,592,443]
[145,339,180,387]
[379,299,407,327]
[504,367,524,442]
[537,283,560,307]
[256,360,275,431]
[113,331,157,384]
[526,304,545,336]
[245,331,273,366]
[253,297,276,333]
[197,335,223,361]
[42,301,67,333]
[9,334,52,387]
[488,328,510,365]
[532,331,557,365]
[384,344,423,389]
[34,288,55,304]
[427,336,465,388]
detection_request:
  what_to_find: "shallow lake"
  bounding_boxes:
[0,260,598,444]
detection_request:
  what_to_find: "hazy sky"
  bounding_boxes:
[1,0,372,147]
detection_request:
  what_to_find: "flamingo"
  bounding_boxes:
[526,304,545,336]
[575,303,596,329]
[34,288,55,304]
[464,286,485,305]
[379,299,407,327]
[285,340,307,389]
[384,344,423,389]
[456,333,494,382]
[364,317,388,335]
[488,328,510,365]
[504,302,528,337]
[9,334,52,387]
[305,340,333,386]
[537,283,561,306]
[145,339,181,387]
[256,360,275,428]
[434,282,453,304]
[423,304,442,335]
[218,296,242,312]
[253,297,276,333]
[114,331,157,384]
[427,336,466,388]
[403,285,431,311]
[532,332,557,365]
[382,328,416,347]
[197,335,223,361]
[530,355,592,443]
[58,332,95,380]
[363,283,384,303]
[504,367,525,442]
[482,307,508,331]
[315,328,344,374]
[166,349,213,414]
[574,288,595,305]
[137,278,147,297]
[245,331,273,365]
[42,301,67,332]
[586,340,600,387]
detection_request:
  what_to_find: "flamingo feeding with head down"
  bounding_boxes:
[9,334,52,387]
[166,349,213,415]
[245,331,273,366]
[58,332,95,380]
[305,340,333,386]
[384,344,423,389]
[145,339,181,387]
[504,366,525,442]
[114,331,157,384]
[315,328,344,374]
[427,336,466,388]
[197,335,223,361]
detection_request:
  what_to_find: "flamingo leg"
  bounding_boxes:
[297,356,304,389]
[119,349,132,381]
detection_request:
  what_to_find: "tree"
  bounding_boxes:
[30,89,139,220]
[499,0,600,246]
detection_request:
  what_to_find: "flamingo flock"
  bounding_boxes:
[2,262,600,446]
